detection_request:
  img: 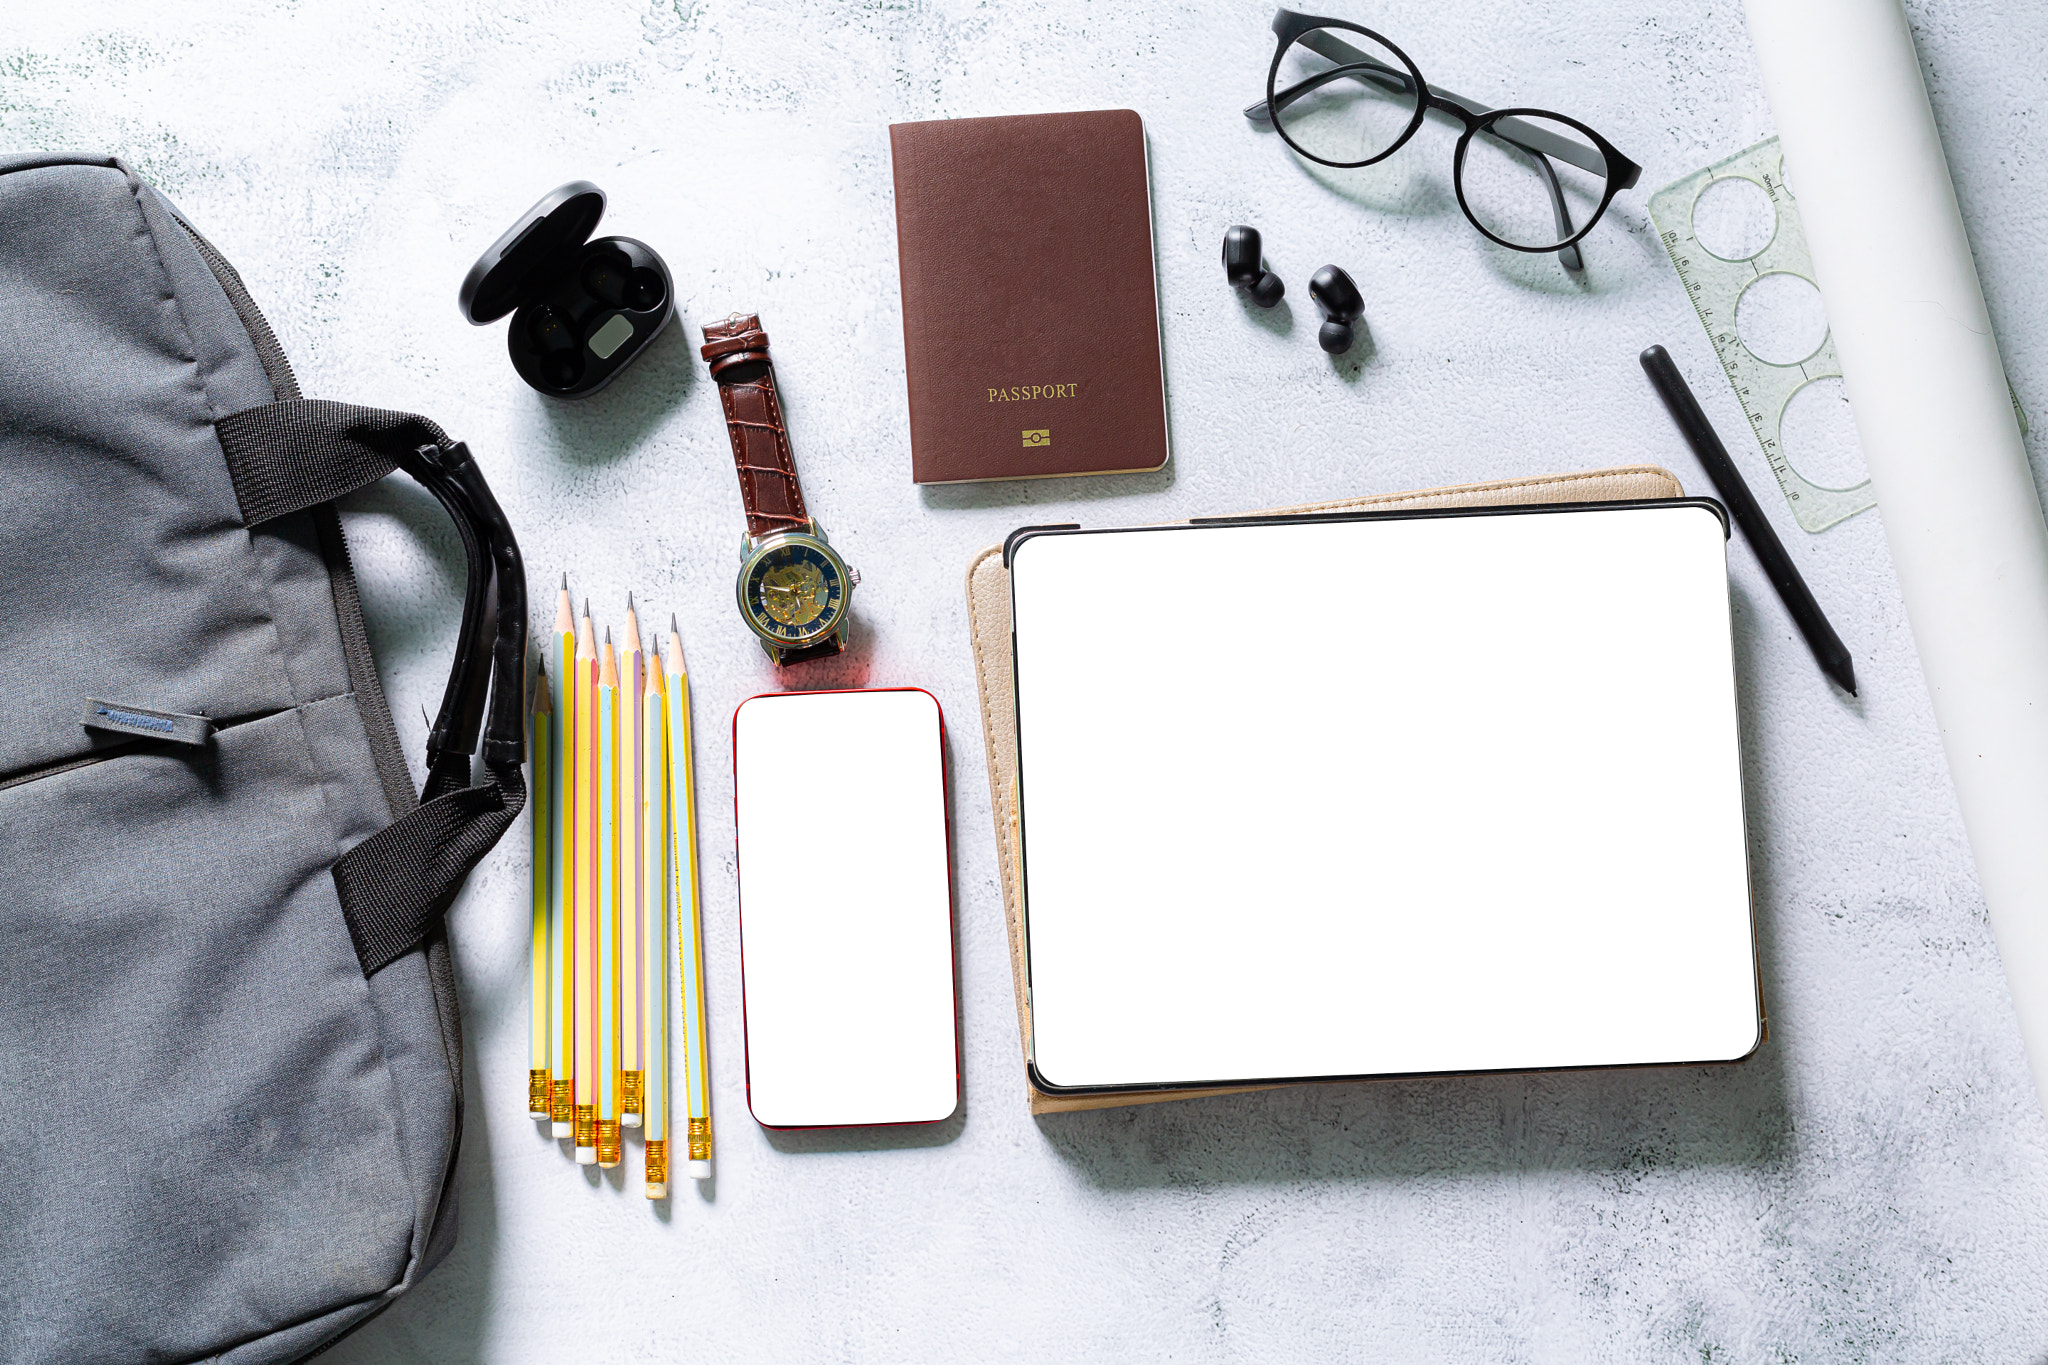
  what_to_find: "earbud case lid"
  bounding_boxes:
[458,181,607,325]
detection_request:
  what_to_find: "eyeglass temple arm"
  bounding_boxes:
[1528,151,1586,275]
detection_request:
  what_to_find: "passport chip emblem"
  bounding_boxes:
[1021,429,1051,448]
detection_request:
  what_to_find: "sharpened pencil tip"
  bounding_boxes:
[626,591,635,610]
[583,598,591,618]
[603,626,611,643]
[670,613,679,633]
[561,572,568,590]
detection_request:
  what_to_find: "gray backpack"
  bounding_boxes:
[0,154,526,1363]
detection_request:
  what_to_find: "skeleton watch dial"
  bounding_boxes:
[738,535,848,647]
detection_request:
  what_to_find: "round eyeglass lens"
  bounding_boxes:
[1458,113,1611,251]
[1271,28,1421,166]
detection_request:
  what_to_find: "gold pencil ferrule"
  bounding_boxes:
[528,1070,551,1117]
[687,1117,712,1161]
[621,1072,643,1115]
[644,1139,668,1191]
[596,1120,622,1167]
[573,1105,597,1148]
[551,1080,573,1124]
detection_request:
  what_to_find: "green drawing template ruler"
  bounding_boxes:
[1650,139,1871,532]
[1652,138,2029,534]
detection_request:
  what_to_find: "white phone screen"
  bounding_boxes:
[734,688,958,1127]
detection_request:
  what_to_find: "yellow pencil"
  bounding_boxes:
[549,577,575,1138]
[619,597,646,1129]
[666,615,712,1180]
[643,642,670,1198]
[527,656,551,1120]
[596,629,622,1169]
[572,601,600,1164]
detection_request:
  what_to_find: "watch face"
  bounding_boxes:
[738,535,849,647]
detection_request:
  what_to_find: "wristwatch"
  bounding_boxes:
[701,313,858,666]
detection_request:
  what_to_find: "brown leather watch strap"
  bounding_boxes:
[701,313,809,541]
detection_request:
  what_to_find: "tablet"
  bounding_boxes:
[733,688,959,1127]
[1008,500,1762,1092]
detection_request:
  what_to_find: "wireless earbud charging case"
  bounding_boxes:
[458,181,676,399]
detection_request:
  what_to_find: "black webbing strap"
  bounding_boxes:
[216,399,451,526]
[334,756,526,977]
[217,398,521,978]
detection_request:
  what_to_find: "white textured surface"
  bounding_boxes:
[8,1,2048,1358]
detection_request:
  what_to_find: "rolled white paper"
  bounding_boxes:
[1745,0,2048,1115]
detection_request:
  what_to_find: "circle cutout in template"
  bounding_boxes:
[1779,376,1867,489]
[1691,176,1775,261]
[1736,271,1829,366]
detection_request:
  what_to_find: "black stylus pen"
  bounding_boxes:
[1640,345,1858,696]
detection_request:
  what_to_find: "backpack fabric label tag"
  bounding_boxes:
[82,699,214,747]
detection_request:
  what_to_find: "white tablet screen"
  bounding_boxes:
[734,688,958,1127]
[1009,502,1760,1091]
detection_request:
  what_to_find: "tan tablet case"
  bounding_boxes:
[965,465,1687,1114]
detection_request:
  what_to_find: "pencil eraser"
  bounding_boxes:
[621,1113,641,1128]
[645,1182,668,1200]
[575,1146,597,1165]
[529,1109,551,1121]
[551,1121,571,1139]
[687,1160,713,1181]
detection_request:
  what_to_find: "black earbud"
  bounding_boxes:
[626,267,665,311]
[528,304,575,352]
[527,305,583,388]
[1222,225,1285,307]
[581,252,627,307]
[1308,265,1364,354]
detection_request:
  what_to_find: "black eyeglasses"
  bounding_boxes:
[1245,9,1641,272]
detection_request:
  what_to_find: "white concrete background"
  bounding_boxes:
[10,1,2048,1359]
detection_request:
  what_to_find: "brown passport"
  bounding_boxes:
[889,109,1169,484]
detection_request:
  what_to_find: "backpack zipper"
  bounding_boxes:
[178,220,299,401]
[0,707,287,794]
[0,741,162,793]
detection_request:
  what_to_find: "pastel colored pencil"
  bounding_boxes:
[643,642,670,1198]
[571,602,600,1164]
[666,616,713,1180]
[527,656,551,1120]
[596,629,622,1169]
[619,597,646,1128]
[549,578,575,1138]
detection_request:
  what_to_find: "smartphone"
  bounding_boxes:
[732,687,958,1128]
